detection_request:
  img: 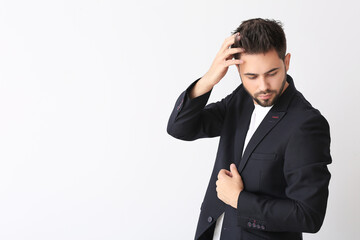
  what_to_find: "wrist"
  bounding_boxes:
[190,76,215,99]
[232,189,242,209]
[201,73,219,87]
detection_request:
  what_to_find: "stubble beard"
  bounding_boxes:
[246,74,287,107]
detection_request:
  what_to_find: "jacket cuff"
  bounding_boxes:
[237,191,267,231]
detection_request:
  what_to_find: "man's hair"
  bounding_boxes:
[232,18,286,60]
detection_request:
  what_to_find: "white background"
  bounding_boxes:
[0,0,359,239]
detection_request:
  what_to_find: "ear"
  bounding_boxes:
[284,53,291,72]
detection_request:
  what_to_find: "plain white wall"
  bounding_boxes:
[0,0,359,239]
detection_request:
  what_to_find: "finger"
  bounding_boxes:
[220,33,237,49]
[224,47,245,57]
[220,33,240,52]
[224,59,244,67]
[224,170,233,177]
[217,169,225,179]
[218,169,231,179]
[219,169,232,178]
[223,49,245,61]
[230,163,240,177]
[230,163,237,172]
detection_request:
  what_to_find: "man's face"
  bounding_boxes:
[236,49,291,107]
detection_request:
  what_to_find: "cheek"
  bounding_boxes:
[269,75,285,91]
[243,82,257,95]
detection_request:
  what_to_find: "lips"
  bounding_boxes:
[258,93,272,100]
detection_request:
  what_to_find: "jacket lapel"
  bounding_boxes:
[238,111,285,173]
[233,97,254,167]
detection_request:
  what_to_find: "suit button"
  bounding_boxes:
[207,217,213,223]
[247,222,252,227]
[252,223,256,228]
[256,224,261,229]
[261,225,265,230]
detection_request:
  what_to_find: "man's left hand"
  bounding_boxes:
[216,163,244,209]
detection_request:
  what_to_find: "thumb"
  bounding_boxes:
[230,164,240,178]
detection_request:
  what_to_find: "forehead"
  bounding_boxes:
[240,49,283,74]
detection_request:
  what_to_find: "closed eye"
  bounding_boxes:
[247,75,257,80]
[268,71,278,77]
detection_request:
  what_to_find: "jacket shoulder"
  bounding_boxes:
[288,91,327,120]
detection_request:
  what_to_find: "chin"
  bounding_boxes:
[255,98,274,107]
[261,102,273,107]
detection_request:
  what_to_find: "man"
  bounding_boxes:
[167,18,331,240]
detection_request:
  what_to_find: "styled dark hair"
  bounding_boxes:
[232,18,286,60]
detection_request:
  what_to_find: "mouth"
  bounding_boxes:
[258,93,272,100]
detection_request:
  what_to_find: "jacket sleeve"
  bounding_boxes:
[167,78,235,141]
[236,113,332,233]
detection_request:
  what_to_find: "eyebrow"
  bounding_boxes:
[244,67,279,76]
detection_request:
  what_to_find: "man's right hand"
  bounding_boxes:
[190,33,245,99]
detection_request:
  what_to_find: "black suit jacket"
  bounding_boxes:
[167,75,331,240]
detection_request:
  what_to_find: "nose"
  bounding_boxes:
[258,76,270,92]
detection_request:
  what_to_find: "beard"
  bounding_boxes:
[245,74,287,107]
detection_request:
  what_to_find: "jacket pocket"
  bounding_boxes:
[250,152,276,161]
